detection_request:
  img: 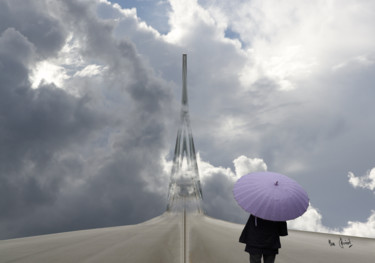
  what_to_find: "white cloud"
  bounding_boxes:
[200,0,375,90]
[197,153,235,183]
[348,168,375,192]
[30,60,69,88]
[198,154,267,183]
[74,64,107,77]
[233,155,267,178]
[164,0,234,46]
[165,0,214,44]
[288,205,375,238]
[341,211,375,238]
[216,116,251,140]
[288,205,333,233]
[30,35,86,90]
[332,55,375,71]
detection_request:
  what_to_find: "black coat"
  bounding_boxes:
[239,215,288,250]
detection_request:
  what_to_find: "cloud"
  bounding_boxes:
[341,211,375,238]
[0,0,67,58]
[0,23,105,237]
[74,64,107,78]
[31,60,69,88]
[0,0,175,239]
[289,206,375,238]
[348,168,375,192]
[233,155,267,178]
[288,205,333,233]
[198,154,262,223]
[199,0,375,90]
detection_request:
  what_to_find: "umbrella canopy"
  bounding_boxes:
[233,171,309,221]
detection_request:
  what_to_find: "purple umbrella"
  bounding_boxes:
[233,171,309,221]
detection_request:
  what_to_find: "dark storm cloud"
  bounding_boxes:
[0,0,174,239]
[0,12,103,237]
[0,0,66,58]
[202,172,247,224]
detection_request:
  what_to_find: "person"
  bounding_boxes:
[239,214,288,263]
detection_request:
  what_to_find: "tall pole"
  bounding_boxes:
[167,54,203,213]
[182,54,188,107]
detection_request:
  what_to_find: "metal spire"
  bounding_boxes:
[167,54,203,213]
[182,54,188,107]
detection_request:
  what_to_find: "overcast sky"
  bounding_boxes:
[1,0,375,240]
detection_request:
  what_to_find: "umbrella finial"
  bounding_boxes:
[275,181,279,186]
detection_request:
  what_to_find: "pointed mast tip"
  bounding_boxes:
[182,54,188,107]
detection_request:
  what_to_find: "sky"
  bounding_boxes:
[0,0,374,240]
